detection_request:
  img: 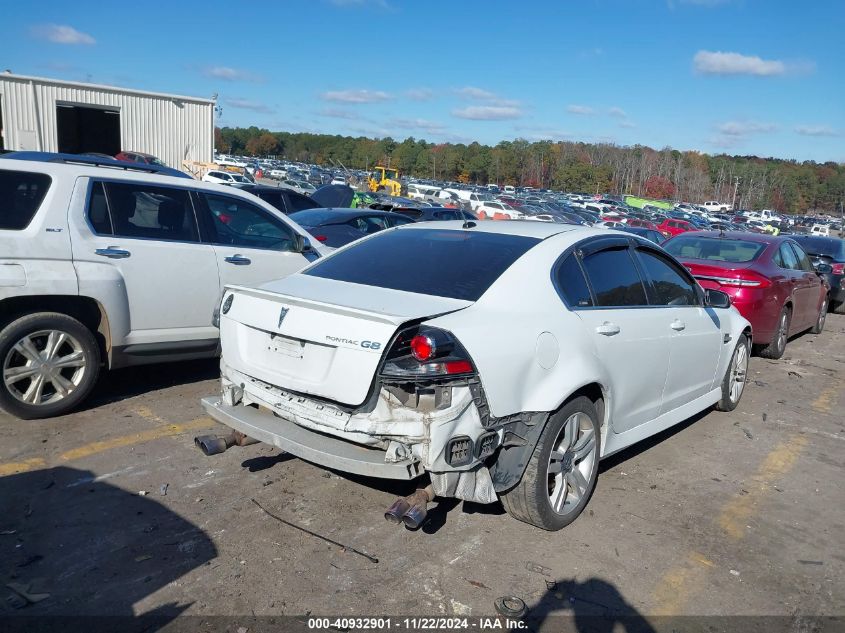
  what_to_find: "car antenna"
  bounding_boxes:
[462,220,476,229]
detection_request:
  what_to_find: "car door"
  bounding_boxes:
[774,243,808,327]
[195,190,314,290]
[571,238,672,433]
[634,245,722,413]
[789,242,823,328]
[70,178,221,347]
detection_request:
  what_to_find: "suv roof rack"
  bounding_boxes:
[0,151,192,179]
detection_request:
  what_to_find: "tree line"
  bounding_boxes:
[215,126,845,214]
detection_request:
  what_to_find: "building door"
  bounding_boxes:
[56,104,120,155]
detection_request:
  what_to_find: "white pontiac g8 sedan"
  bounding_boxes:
[202,221,751,530]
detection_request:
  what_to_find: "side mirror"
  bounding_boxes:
[293,233,312,253]
[814,263,832,275]
[705,288,732,309]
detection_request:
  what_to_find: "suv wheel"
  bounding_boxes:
[500,396,600,531]
[0,313,101,419]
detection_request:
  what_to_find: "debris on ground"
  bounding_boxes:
[730,569,740,576]
[494,595,527,618]
[135,554,153,562]
[525,561,552,576]
[138,490,149,496]
[159,483,169,496]
[6,582,50,607]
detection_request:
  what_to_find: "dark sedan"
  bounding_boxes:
[287,208,414,248]
[390,207,478,222]
[790,235,845,313]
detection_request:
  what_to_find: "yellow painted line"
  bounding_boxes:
[811,384,840,414]
[717,434,807,540]
[651,552,713,616]
[59,418,213,462]
[0,457,47,476]
[650,433,807,615]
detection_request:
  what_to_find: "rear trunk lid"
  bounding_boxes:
[680,259,755,290]
[219,274,472,406]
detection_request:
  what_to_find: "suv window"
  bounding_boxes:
[90,181,199,242]
[581,248,648,307]
[555,254,593,307]
[637,250,699,306]
[0,170,52,230]
[201,193,296,251]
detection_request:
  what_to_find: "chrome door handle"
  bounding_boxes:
[94,247,131,259]
[595,322,621,336]
[671,320,686,331]
[224,254,251,265]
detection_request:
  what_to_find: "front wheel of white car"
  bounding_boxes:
[500,396,600,531]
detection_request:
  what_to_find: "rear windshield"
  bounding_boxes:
[791,237,845,261]
[664,236,765,263]
[304,228,540,301]
[288,209,351,226]
[0,169,52,230]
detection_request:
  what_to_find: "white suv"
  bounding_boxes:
[0,155,321,419]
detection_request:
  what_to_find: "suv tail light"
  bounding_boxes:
[380,326,476,379]
[832,263,844,276]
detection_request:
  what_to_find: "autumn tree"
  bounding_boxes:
[245,133,281,156]
[643,175,676,199]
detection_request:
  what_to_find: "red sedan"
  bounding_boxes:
[626,218,660,230]
[664,231,828,359]
[657,218,697,237]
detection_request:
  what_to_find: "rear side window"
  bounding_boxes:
[0,170,52,230]
[637,250,699,306]
[88,181,199,242]
[581,248,648,307]
[555,254,593,307]
[305,228,539,301]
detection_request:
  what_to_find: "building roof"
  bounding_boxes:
[0,72,216,105]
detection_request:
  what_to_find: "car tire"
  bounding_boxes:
[758,306,790,360]
[0,312,101,419]
[715,334,750,412]
[810,296,828,334]
[500,396,600,531]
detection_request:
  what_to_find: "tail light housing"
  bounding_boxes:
[696,270,772,288]
[380,325,476,379]
[832,263,844,276]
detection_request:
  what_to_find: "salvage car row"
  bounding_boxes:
[0,152,838,531]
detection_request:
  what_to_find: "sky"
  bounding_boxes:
[3,0,844,162]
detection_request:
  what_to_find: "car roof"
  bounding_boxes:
[398,219,590,240]
[1,151,190,179]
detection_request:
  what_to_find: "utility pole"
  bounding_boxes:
[731,176,740,211]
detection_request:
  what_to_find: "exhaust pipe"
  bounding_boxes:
[384,485,435,529]
[194,430,258,456]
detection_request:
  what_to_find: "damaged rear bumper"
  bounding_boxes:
[201,396,424,480]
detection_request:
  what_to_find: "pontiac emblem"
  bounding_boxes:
[277,307,289,328]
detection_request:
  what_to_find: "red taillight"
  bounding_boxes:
[445,360,473,374]
[410,335,435,361]
[314,235,328,242]
[832,263,844,275]
[699,271,771,288]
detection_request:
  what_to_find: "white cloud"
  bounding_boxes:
[31,24,95,45]
[454,86,519,107]
[204,66,263,82]
[405,88,434,101]
[608,107,627,118]
[567,105,595,115]
[716,121,777,136]
[693,50,791,76]
[389,118,445,133]
[321,89,393,103]
[795,125,839,137]
[452,106,522,121]
[515,126,572,142]
[224,98,273,114]
[317,108,362,120]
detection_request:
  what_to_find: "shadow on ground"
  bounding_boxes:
[85,358,219,409]
[0,466,217,619]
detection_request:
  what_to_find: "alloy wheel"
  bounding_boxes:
[730,341,749,403]
[3,330,87,406]
[547,411,597,516]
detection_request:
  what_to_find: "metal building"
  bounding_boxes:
[0,73,215,168]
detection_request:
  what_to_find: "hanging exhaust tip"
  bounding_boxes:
[384,498,411,523]
[401,485,435,530]
[194,434,229,456]
[194,430,259,456]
